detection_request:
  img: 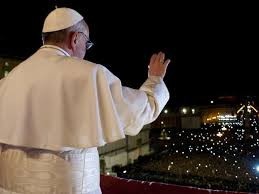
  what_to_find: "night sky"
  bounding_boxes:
[0,1,258,107]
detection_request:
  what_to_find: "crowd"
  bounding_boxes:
[113,122,259,192]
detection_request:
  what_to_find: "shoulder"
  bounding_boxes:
[64,57,99,69]
[95,64,121,84]
[66,58,120,81]
[58,57,121,83]
[58,57,105,75]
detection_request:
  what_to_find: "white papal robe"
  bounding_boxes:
[0,45,169,193]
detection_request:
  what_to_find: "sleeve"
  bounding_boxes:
[100,66,170,136]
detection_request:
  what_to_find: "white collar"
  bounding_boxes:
[40,45,70,56]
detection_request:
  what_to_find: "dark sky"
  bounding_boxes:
[0,1,258,106]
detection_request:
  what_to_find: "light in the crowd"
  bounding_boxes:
[182,108,187,114]
[191,108,195,114]
[210,100,214,104]
[216,132,223,137]
[221,126,227,131]
[164,109,168,114]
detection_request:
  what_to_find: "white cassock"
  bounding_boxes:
[0,45,169,194]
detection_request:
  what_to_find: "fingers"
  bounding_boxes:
[150,52,167,64]
[155,52,166,64]
[155,52,165,63]
[154,52,170,64]
[150,53,156,65]
[163,59,171,70]
[148,51,171,78]
[150,52,171,66]
[154,52,160,64]
[160,52,165,63]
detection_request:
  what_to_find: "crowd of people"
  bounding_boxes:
[113,122,259,192]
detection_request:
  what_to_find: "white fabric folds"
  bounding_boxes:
[0,45,169,151]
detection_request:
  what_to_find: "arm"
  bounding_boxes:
[122,75,169,135]
[101,52,170,136]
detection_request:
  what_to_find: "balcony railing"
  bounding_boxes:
[101,175,253,194]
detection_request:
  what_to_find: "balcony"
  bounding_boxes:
[101,175,252,194]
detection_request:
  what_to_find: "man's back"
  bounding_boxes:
[0,46,127,150]
[0,7,170,194]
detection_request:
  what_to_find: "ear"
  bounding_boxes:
[69,32,78,51]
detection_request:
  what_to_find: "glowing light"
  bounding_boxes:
[216,132,223,137]
[221,126,227,131]
[182,108,187,114]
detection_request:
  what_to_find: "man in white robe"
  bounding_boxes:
[0,7,170,194]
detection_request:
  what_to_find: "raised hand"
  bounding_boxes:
[148,52,170,79]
